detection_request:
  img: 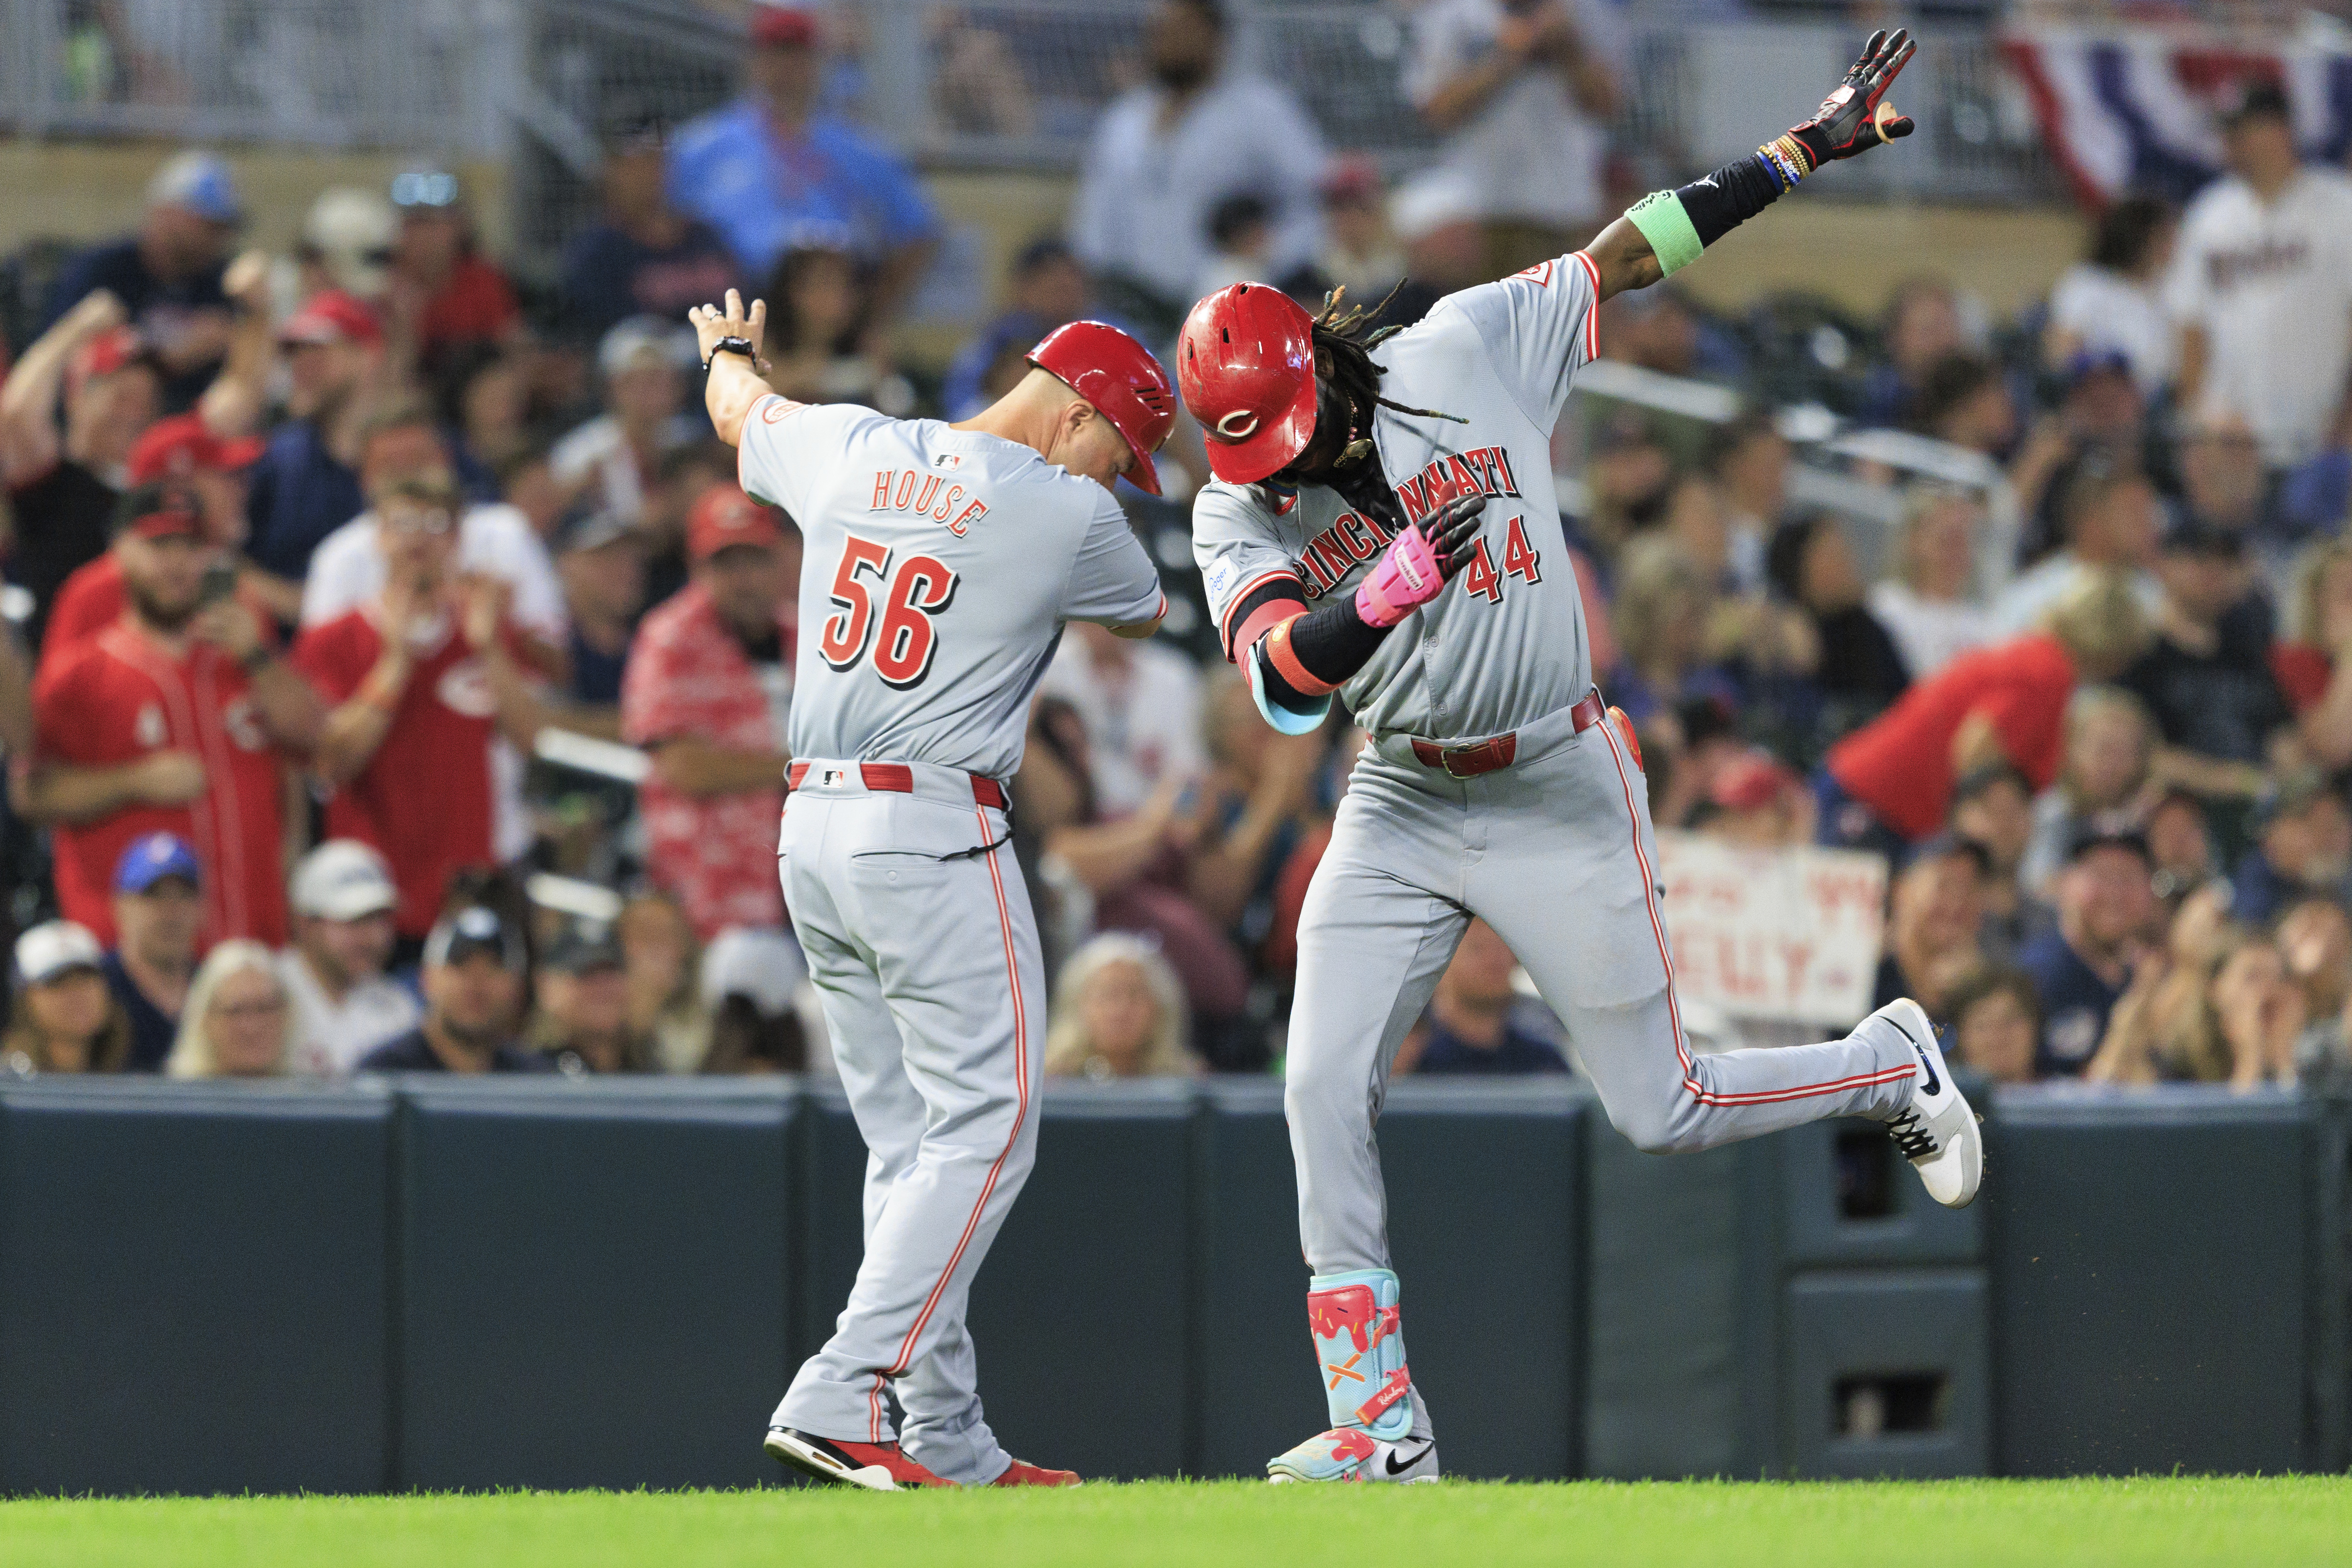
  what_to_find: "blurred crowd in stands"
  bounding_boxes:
[1,0,2350,1093]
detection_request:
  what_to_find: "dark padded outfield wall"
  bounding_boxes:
[1987,1088,2321,1477]
[0,1078,2339,1491]
[394,1080,796,1490]
[0,1081,395,1495]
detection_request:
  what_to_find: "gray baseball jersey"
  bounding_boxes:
[741,391,1165,1483]
[1193,253,1600,742]
[739,393,1167,780]
[1194,259,1924,1471]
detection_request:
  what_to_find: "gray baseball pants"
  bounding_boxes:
[769,760,1042,1486]
[1287,706,1919,1284]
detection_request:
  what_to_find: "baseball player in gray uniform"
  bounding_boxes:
[1177,33,1981,1484]
[690,289,1174,1491]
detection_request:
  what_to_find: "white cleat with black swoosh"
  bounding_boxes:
[1869,997,1983,1209]
[1266,1428,1440,1484]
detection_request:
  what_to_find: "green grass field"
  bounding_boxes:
[2,1478,2350,1568]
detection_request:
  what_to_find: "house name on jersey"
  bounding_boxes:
[1289,445,1522,597]
[871,468,989,536]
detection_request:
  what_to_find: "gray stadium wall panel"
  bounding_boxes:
[1192,1079,1329,1478]
[1376,1080,1588,1481]
[964,1082,1195,1479]
[0,1080,395,1496]
[393,1078,797,1490]
[1988,1087,2317,1477]
[1582,1127,1774,1479]
[1780,1268,1990,1478]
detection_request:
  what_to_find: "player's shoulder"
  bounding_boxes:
[1191,477,1288,534]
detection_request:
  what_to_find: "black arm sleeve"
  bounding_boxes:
[1674,154,1786,248]
[1251,591,1392,712]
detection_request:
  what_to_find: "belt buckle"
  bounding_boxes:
[1440,744,1481,779]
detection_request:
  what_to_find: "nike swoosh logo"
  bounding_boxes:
[1889,1012,1942,1096]
[1385,1442,1433,1477]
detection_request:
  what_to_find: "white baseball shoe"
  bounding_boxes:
[1267,1428,1440,1484]
[1869,997,1983,1209]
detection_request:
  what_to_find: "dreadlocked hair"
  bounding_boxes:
[1306,283,1468,534]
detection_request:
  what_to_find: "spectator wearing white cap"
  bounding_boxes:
[166,940,295,1080]
[550,317,702,529]
[279,839,421,1077]
[37,150,243,405]
[2,921,130,1076]
[697,926,811,1074]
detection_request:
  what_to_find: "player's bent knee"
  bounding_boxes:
[1604,1097,1692,1157]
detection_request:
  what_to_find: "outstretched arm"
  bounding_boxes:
[1586,29,1918,302]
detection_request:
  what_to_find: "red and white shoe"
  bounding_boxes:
[992,1458,1083,1486]
[764,1426,953,1491]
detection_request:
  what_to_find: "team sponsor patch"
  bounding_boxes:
[1512,259,1554,287]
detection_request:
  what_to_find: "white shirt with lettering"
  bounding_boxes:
[279,948,422,1077]
[2166,166,2352,465]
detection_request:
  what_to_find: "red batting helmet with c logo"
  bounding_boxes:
[1177,283,1319,485]
[1026,320,1175,496]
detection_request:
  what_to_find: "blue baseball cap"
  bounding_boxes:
[146,150,243,226]
[114,832,202,895]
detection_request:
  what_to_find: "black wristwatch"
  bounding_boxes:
[703,335,758,371]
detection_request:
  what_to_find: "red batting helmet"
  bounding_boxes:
[1026,320,1174,496]
[1177,283,1318,485]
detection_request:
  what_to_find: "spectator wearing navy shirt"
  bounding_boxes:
[557,111,740,348]
[357,907,551,1074]
[244,290,384,593]
[1410,920,1567,1076]
[939,237,1098,420]
[101,833,204,1073]
[2017,826,2155,1078]
[666,7,940,333]
[40,152,241,410]
[551,504,644,726]
[2231,767,2352,926]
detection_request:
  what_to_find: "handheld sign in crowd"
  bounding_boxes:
[1652,832,1888,1027]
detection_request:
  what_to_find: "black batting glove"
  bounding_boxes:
[1424,492,1488,583]
[1783,29,1917,171]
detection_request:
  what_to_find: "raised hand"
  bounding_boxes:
[1790,28,1916,165]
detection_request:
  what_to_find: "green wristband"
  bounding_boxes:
[1625,190,1705,277]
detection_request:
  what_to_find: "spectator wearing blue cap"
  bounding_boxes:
[356,906,551,1073]
[102,831,203,1072]
[384,166,523,380]
[39,150,244,409]
[667,6,940,335]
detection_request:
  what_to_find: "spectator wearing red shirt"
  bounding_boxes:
[295,474,545,946]
[620,484,799,939]
[1820,573,2150,855]
[384,167,522,384]
[41,412,264,673]
[22,485,325,946]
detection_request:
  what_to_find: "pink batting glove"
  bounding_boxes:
[1354,522,1444,628]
